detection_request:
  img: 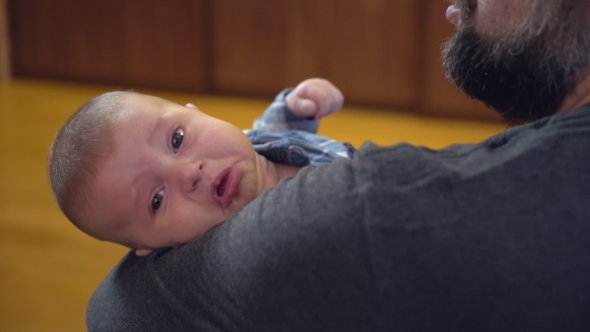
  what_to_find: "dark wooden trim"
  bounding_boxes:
[0,0,10,83]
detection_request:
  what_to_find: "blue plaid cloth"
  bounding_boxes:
[245,88,355,167]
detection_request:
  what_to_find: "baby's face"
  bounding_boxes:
[90,94,274,254]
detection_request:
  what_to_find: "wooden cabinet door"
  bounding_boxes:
[213,0,422,108]
[7,0,502,121]
[0,0,9,82]
[8,0,210,92]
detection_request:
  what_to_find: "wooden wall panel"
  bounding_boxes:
[213,0,422,108]
[419,0,501,121]
[6,0,505,121]
[0,0,9,83]
[8,0,211,92]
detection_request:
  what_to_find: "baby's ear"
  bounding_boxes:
[135,248,153,257]
[185,103,198,110]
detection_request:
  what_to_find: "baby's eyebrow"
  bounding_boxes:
[129,179,146,220]
[146,114,170,147]
[154,115,168,134]
[128,165,155,223]
[108,183,145,232]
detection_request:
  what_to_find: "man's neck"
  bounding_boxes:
[558,67,590,113]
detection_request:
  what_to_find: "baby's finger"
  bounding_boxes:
[291,98,318,117]
[315,88,343,118]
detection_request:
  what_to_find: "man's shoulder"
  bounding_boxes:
[353,109,590,181]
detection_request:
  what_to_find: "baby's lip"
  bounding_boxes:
[211,165,240,209]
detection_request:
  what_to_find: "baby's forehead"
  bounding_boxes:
[87,197,140,247]
[122,93,180,113]
[114,94,169,122]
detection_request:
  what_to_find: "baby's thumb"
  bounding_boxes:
[292,99,318,118]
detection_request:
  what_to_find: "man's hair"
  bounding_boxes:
[48,91,129,240]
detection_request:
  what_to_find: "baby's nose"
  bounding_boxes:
[172,159,203,192]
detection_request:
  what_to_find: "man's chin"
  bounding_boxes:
[443,25,571,124]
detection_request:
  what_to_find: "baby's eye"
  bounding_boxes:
[152,189,164,211]
[172,128,184,152]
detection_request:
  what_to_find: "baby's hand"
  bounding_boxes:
[286,78,344,119]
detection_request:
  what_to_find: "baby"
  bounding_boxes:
[48,78,354,256]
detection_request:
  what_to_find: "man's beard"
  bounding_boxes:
[442,1,588,125]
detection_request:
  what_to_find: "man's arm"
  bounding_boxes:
[88,122,590,331]
[87,157,380,332]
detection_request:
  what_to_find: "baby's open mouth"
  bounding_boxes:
[217,173,228,197]
[211,165,240,208]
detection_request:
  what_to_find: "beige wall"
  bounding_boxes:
[7,0,499,121]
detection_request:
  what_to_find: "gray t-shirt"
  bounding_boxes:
[87,105,590,331]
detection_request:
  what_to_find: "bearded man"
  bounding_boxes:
[444,0,590,124]
[87,1,590,331]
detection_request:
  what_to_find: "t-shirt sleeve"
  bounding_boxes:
[88,128,590,331]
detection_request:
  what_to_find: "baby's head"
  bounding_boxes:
[48,92,123,241]
[49,92,278,255]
